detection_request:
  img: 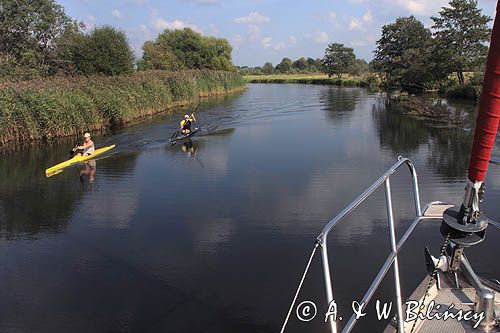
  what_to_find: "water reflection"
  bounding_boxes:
[0,148,79,238]
[320,87,359,122]
[373,97,475,179]
[0,85,498,333]
[76,160,96,184]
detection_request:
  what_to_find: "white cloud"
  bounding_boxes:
[260,37,289,50]
[348,0,449,16]
[233,12,270,25]
[349,18,364,31]
[273,42,286,50]
[231,34,243,49]
[184,0,220,5]
[395,0,448,15]
[288,35,297,46]
[347,10,374,32]
[362,11,373,23]
[111,9,124,19]
[248,24,261,41]
[328,11,337,21]
[87,15,96,22]
[261,37,273,49]
[152,17,201,32]
[316,31,329,43]
[305,31,329,43]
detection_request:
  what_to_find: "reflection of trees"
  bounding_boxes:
[106,152,139,176]
[0,147,79,239]
[373,100,429,153]
[0,142,139,239]
[320,87,359,122]
[372,97,475,179]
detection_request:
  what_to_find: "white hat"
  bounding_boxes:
[184,114,190,118]
[84,132,91,138]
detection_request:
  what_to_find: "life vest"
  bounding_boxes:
[181,118,193,130]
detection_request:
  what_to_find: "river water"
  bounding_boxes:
[0,84,499,332]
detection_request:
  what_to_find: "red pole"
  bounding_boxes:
[468,1,500,183]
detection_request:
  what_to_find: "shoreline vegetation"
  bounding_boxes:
[244,73,481,101]
[243,74,373,87]
[1,0,244,148]
[240,0,490,102]
[0,70,245,147]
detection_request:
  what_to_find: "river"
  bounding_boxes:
[0,84,499,332]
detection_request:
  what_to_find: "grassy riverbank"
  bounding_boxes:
[0,70,245,146]
[244,74,374,87]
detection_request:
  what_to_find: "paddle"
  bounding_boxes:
[69,142,81,156]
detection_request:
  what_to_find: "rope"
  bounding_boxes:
[280,242,319,333]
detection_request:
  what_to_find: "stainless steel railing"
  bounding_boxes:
[316,156,428,333]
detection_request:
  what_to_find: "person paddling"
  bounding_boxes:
[180,113,196,135]
[73,133,95,156]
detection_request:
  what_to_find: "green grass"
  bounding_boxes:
[0,70,245,146]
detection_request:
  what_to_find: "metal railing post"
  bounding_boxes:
[385,179,405,332]
[320,233,338,332]
[404,158,422,217]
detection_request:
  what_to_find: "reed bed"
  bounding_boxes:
[0,70,245,146]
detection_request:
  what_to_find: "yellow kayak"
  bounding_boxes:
[45,144,116,177]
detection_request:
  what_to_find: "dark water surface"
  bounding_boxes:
[0,84,499,333]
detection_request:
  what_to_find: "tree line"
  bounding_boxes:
[0,0,237,80]
[243,0,490,94]
[372,0,490,92]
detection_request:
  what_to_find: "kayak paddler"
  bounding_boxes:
[180,113,196,135]
[73,132,95,156]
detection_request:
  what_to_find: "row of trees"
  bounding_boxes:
[0,0,236,79]
[322,43,370,77]
[238,57,324,75]
[239,46,370,77]
[372,0,491,91]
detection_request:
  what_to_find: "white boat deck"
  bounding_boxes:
[384,202,499,333]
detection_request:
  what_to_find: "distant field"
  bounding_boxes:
[243,73,369,86]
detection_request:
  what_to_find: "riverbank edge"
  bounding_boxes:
[245,76,370,87]
[0,70,246,148]
[244,75,480,101]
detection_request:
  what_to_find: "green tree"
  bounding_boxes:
[322,43,356,78]
[262,62,274,74]
[138,41,184,71]
[50,22,86,75]
[293,57,308,71]
[348,59,370,76]
[0,0,76,76]
[139,28,236,71]
[431,0,491,85]
[275,57,293,73]
[306,57,318,72]
[373,16,436,91]
[74,26,134,75]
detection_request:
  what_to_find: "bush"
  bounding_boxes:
[445,84,478,100]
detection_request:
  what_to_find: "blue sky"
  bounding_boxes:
[58,0,496,67]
